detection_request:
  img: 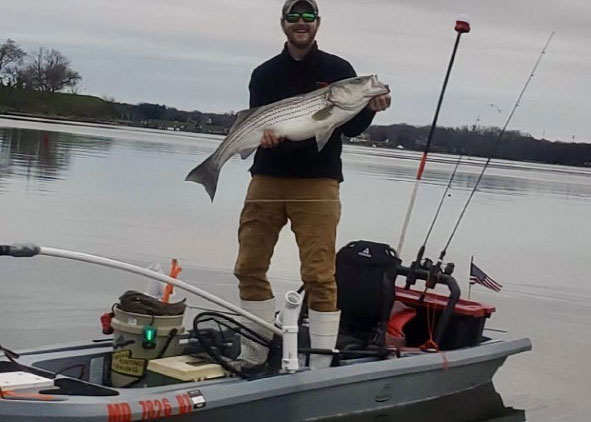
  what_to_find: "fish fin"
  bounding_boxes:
[311,105,334,121]
[315,127,336,151]
[229,108,258,135]
[185,156,220,202]
[239,146,257,159]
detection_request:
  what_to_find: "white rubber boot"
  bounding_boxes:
[308,309,341,370]
[238,298,276,365]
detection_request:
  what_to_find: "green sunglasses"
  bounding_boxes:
[284,11,318,23]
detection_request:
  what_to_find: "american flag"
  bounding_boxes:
[470,261,503,292]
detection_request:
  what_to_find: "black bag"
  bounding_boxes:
[118,291,186,316]
[336,241,400,347]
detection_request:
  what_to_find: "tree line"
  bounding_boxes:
[364,124,591,167]
[0,38,81,92]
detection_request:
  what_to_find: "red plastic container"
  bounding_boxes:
[394,287,496,350]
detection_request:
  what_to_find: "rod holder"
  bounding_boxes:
[277,291,303,373]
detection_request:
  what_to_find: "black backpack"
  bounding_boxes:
[336,240,400,347]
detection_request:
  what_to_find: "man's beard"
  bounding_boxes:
[286,25,317,48]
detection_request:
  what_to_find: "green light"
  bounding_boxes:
[142,325,157,349]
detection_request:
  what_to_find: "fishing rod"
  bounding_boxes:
[397,15,471,255]
[421,103,502,252]
[436,31,555,263]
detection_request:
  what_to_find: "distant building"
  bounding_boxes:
[349,133,370,143]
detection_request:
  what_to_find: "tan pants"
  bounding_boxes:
[234,176,341,312]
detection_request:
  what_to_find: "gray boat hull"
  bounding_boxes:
[0,333,531,422]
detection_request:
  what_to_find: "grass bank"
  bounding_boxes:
[0,87,117,121]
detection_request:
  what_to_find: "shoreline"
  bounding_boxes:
[2,114,590,176]
[0,111,209,133]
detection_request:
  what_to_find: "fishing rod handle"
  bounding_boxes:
[0,243,41,257]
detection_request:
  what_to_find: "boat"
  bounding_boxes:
[0,243,531,422]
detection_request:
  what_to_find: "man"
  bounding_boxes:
[234,0,391,369]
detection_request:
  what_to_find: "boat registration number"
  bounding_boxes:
[107,393,196,421]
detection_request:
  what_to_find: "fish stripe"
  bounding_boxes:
[214,92,329,164]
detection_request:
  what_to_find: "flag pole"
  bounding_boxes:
[468,255,473,300]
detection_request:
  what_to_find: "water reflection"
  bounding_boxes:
[328,383,525,422]
[346,147,591,200]
[2,124,591,201]
[0,127,112,192]
[0,128,64,183]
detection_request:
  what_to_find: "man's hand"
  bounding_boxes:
[260,130,285,148]
[368,93,391,112]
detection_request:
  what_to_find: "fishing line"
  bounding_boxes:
[422,104,501,248]
[437,31,555,262]
[186,304,239,316]
[245,199,340,203]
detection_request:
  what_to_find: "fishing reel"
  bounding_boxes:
[400,247,456,291]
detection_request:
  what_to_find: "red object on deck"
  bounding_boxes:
[395,287,495,317]
[100,312,114,335]
[387,307,417,338]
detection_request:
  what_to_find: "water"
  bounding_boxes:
[1,116,590,421]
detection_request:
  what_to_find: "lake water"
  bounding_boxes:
[1,116,590,421]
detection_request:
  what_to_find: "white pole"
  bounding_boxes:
[397,179,421,253]
[38,246,282,336]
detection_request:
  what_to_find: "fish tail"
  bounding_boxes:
[185,156,220,202]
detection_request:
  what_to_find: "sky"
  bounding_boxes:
[2,0,590,142]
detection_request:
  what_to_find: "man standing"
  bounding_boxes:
[234,0,391,369]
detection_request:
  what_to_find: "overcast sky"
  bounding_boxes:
[2,0,590,142]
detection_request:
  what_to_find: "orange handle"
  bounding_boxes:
[162,259,182,303]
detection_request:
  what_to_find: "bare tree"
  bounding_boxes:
[25,47,81,92]
[4,66,29,89]
[0,39,26,86]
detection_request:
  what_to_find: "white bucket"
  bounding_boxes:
[110,306,185,387]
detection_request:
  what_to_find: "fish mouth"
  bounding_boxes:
[377,84,390,95]
[371,75,390,95]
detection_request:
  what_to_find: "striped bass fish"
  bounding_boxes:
[185,74,390,201]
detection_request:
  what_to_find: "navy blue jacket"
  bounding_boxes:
[248,43,376,181]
